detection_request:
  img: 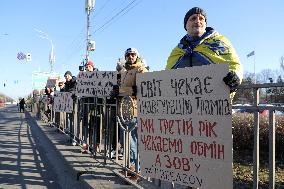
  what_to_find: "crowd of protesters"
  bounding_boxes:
[33,7,243,186]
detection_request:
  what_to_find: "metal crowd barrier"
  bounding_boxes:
[32,82,284,189]
[33,95,142,181]
[233,82,284,189]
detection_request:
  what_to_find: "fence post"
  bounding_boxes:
[102,97,107,165]
[269,110,275,189]
[73,101,78,144]
[253,88,260,189]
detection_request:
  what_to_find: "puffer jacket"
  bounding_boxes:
[64,76,77,92]
[119,57,148,117]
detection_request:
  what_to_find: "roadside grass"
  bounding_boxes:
[233,112,284,188]
[233,155,284,188]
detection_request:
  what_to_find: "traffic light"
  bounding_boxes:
[3,83,5,87]
[26,53,32,62]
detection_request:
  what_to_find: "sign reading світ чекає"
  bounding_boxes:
[137,64,232,189]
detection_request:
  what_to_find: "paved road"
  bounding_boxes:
[0,105,94,189]
[0,105,162,189]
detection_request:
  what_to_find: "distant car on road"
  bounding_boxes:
[238,104,254,113]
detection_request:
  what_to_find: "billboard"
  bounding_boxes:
[32,72,60,90]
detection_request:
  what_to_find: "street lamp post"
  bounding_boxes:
[35,29,55,73]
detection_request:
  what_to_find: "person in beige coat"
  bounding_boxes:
[112,47,148,182]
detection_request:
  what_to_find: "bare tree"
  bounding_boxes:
[244,72,255,83]
[234,72,255,103]
[280,55,284,74]
[257,69,273,83]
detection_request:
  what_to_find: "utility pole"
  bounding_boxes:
[85,0,95,64]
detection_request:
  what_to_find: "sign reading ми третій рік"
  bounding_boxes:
[137,64,232,189]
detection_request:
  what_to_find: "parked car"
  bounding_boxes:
[259,104,273,116]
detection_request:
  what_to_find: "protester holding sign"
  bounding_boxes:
[112,47,148,182]
[85,60,98,72]
[166,7,243,97]
[57,81,65,92]
[44,87,54,121]
[63,71,76,92]
[63,70,76,136]
[83,59,100,153]
[163,7,243,188]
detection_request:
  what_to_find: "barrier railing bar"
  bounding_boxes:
[253,88,260,189]
[269,110,275,189]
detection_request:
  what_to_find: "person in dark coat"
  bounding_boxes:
[58,81,65,92]
[85,60,98,72]
[63,71,76,92]
[19,98,25,113]
[63,71,76,137]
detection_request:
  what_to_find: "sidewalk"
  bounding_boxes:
[27,111,160,189]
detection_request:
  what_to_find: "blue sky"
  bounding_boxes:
[0,0,284,99]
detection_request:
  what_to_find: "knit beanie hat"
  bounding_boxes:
[124,47,140,58]
[64,71,72,77]
[184,7,207,30]
[86,60,94,67]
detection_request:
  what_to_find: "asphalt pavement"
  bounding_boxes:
[0,105,139,189]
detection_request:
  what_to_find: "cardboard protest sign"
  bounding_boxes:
[53,91,73,113]
[137,64,232,189]
[75,71,117,97]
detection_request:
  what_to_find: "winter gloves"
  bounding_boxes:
[110,85,137,98]
[223,71,240,93]
[110,85,120,98]
[132,85,137,96]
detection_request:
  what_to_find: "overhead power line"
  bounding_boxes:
[57,0,142,70]
[92,0,111,18]
[93,0,141,34]
[94,0,129,21]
